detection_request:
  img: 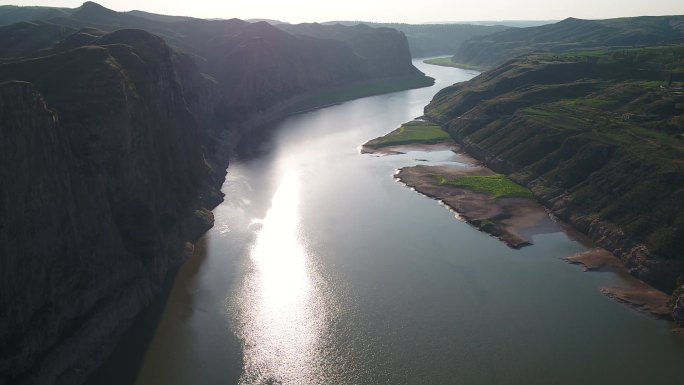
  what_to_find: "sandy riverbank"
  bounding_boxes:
[395,164,560,249]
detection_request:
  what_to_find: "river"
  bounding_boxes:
[95,60,684,385]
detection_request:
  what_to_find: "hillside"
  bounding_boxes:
[0,20,75,57]
[425,46,684,323]
[451,15,684,68]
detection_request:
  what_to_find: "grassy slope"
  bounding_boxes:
[439,174,534,199]
[364,120,451,148]
[427,45,684,261]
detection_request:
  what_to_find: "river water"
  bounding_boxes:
[123,60,684,384]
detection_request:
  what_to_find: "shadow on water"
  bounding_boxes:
[84,237,242,385]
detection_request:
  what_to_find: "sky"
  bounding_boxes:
[5,0,684,23]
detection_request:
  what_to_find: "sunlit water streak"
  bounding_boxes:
[235,171,330,384]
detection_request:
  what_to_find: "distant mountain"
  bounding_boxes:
[452,15,684,68]
[125,9,194,23]
[246,18,285,24]
[320,21,509,57]
[0,5,73,25]
[0,20,75,57]
[449,20,557,28]
[277,23,421,77]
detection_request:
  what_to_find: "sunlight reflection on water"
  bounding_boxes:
[236,170,328,384]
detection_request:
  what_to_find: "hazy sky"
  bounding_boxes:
[6,0,684,23]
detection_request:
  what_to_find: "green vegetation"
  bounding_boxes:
[364,121,452,148]
[438,174,534,199]
[529,45,684,70]
[423,57,484,71]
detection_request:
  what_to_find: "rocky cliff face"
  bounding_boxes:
[0,30,220,385]
[425,47,684,323]
[277,23,421,77]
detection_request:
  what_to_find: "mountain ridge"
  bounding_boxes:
[451,15,684,68]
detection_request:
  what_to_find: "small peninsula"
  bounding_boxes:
[362,120,458,154]
[363,122,559,248]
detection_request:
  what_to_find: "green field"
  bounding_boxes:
[364,121,452,148]
[423,57,484,71]
[439,174,534,199]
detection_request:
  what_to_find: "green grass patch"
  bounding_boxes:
[423,57,485,71]
[365,121,452,147]
[439,174,534,199]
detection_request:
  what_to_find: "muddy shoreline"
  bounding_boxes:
[564,249,673,319]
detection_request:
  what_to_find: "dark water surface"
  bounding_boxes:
[106,61,684,385]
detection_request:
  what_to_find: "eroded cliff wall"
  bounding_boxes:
[0,30,219,385]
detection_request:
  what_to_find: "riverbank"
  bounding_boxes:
[361,120,456,155]
[396,164,559,249]
[564,249,672,319]
[287,74,435,114]
[423,57,486,71]
[363,121,560,248]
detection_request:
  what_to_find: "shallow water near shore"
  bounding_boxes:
[98,60,684,385]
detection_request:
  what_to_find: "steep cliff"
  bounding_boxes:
[0,30,221,385]
[277,23,422,77]
[425,46,684,323]
[361,22,509,58]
